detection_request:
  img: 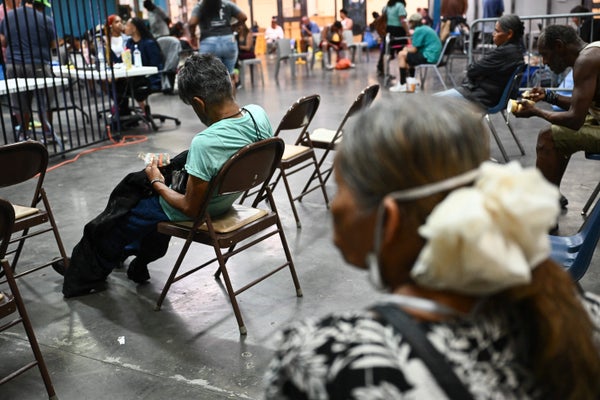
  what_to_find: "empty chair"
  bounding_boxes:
[238,58,265,89]
[582,152,600,215]
[484,64,526,162]
[309,32,324,70]
[301,84,380,195]
[415,35,458,90]
[0,141,69,280]
[0,198,57,399]
[342,29,368,63]
[274,38,310,80]
[245,94,328,228]
[550,190,600,281]
[155,138,302,335]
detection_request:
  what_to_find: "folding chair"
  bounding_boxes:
[300,84,380,196]
[383,33,410,87]
[274,38,310,80]
[343,30,369,63]
[0,198,57,399]
[0,141,69,281]
[484,64,526,162]
[550,190,600,281]
[155,138,302,335]
[243,95,328,228]
[415,35,458,90]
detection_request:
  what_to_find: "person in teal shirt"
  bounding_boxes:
[58,53,273,297]
[390,13,442,92]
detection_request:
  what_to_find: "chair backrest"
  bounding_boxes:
[275,94,321,145]
[437,35,457,67]
[215,137,285,197]
[276,38,293,58]
[312,32,321,48]
[0,142,47,206]
[329,84,380,144]
[487,64,526,113]
[0,197,15,259]
[342,29,354,45]
[156,36,182,72]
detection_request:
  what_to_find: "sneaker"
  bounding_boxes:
[389,83,407,92]
[326,64,334,70]
[127,258,150,284]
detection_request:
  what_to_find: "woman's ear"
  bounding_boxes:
[381,196,403,248]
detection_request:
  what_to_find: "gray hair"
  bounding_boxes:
[336,96,489,219]
[498,14,524,43]
[177,53,233,107]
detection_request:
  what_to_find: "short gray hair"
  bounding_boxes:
[177,53,233,107]
[336,96,489,219]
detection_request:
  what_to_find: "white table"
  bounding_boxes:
[52,65,158,81]
[0,77,70,96]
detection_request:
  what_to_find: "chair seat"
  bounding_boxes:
[0,291,16,318]
[12,204,39,220]
[172,204,268,233]
[282,144,311,160]
[310,128,342,147]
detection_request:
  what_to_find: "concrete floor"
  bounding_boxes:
[1,51,599,399]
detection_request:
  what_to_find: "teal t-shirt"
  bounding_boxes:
[411,25,442,63]
[385,3,407,28]
[160,104,273,221]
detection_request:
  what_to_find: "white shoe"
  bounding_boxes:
[389,83,407,92]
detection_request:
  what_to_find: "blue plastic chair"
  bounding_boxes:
[549,189,600,281]
[484,64,526,162]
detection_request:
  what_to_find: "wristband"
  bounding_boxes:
[150,178,164,186]
[545,89,559,106]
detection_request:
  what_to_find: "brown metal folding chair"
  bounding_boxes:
[155,138,302,335]
[241,94,328,228]
[300,84,380,196]
[0,141,69,281]
[0,198,58,399]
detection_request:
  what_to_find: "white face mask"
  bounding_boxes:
[365,169,480,292]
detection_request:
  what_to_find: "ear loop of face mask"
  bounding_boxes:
[365,168,480,292]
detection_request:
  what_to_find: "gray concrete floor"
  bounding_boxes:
[1,50,599,399]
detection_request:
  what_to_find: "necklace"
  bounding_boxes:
[221,109,242,121]
[380,293,466,317]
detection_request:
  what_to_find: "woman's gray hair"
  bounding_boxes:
[498,14,525,42]
[177,53,233,106]
[336,96,489,217]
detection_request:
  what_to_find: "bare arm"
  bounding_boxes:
[188,15,199,49]
[145,158,208,219]
[515,53,598,130]
[0,34,5,48]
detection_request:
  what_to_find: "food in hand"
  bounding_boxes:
[508,99,535,113]
[522,90,532,99]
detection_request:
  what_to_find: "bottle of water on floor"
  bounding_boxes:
[133,45,142,68]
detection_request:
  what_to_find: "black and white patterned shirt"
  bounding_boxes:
[264,292,600,399]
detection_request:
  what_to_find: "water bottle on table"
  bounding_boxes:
[133,45,142,68]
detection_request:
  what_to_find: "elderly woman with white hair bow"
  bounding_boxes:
[264,95,600,399]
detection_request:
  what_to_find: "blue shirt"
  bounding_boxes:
[302,21,320,37]
[411,25,442,63]
[160,104,273,221]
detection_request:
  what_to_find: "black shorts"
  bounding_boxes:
[407,52,429,66]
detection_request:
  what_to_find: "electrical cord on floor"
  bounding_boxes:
[45,126,149,173]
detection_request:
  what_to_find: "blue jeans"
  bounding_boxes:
[200,34,238,73]
[96,196,170,272]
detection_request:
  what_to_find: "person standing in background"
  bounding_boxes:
[570,5,600,43]
[143,0,170,38]
[0,0,56,142]
[340,9,353,31]
[482,0,504,43]
[188,0,247,78]
[376,0,409,78]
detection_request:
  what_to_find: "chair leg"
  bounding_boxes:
[299,147,331,201]
[41,189,70,270]
[434,67,448,90]
[582,181,600,215]
[485,114,510,162]
[211,247,247,335]
[274,60,281,80]
[501,110,526,155]
[1,260,57,399]
[155,236,194,311]
[280,171,302,228]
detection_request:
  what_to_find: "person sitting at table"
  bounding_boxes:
[264,95,600,399]
[320,21,348,69]
[233,21,255,88]
[103,14,129,65]
[54,53,274,297]
[435,14,525,109]
[117,17,163,119]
